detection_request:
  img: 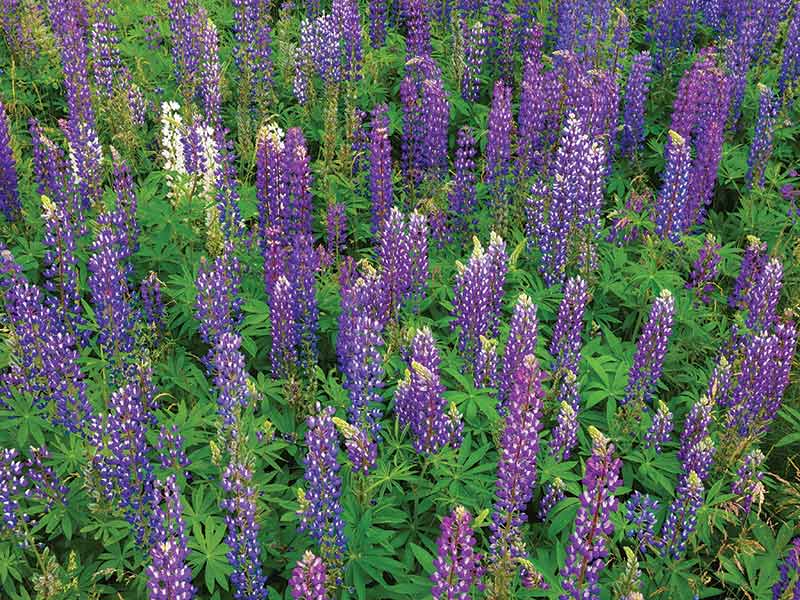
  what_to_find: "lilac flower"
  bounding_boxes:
[747,84,780,189]
[451,234,508,367]
[290,550,329,599]
[92,378,156,541]
[644,400,673,452]
[620,52,653,156]
[395,328,461,453]
[431,506,484,599]
[731,449,765,515]
[686,234,721,304]
[461,20,487,102]
[195,250,242,349]
[146,475,195,600]
[211,333,252,427]
[622,289,675,407]
[499,294,538,407]
[625,491,660,551]
[369,104,393,232]
[729,236,768,310]
[300,405,347,569]
[220,460,267,600]
[560,427,622,600]
[745,257,782,333]
[772,538,800,600]
[659,470,704,559]
[489,356,545,586]
[448,127,478,235]
[0,97,20,220]
[271,275,299,379]
[550,276,589,374]
[486,80,513,204]
[654,131,691,242]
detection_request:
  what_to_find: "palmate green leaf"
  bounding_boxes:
[188,519,232,594]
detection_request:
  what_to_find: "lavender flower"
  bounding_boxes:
[488,355,545,588]
[747,84,779,189]
[686,234,721,304]
[0,97,20,220]
[300,405,347,570]
[644,400,673,452]
[622,289,675,407]
[395,328,461,453]
[147,475,195,600]
[431,506,484,599]
[369,104,393,232]
[560,427,622,600]
[499,294,538,407]
[290,550,328,599]
[620,52,653,157]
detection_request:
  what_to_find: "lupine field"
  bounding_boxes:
[1,0,800,598]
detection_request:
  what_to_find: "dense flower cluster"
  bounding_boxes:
[431,506,484,599]
[747,84,780,188]
[0,98,19,220]
[498,294,538,407]
[289,550,329,599]
[686,234,721,304]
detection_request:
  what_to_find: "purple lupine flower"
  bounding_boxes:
[474,336,499,389]
[92,378,155,541]
[333,0,362,80]
[168,0,201,96]
[255,124,286,242]
[451,234,508,366]
[143,14,163,49]
[560,427,622,600]
[625,491,659,551]
[659,470,704,559]
[0,449,26,532]
[109,156,141,263]
[334,417,377,475]
[381,208,429,314]
[620,52,653,157]
[263,226,288,298]
[197,16,222,126]
[89,0,122,97]
[47,0,103,211]
[488,356,545,586]
[29,119,75,215]
[448,126,478,235]
[538,478,565,521]
[326,202,347,257]
[678,394,715,481]
[395,328,461,453]
[220,460,268,600]
[146,475,195,600]
[725,17,757,127]
[300,405,348,569]
[41,197,83,336]
[157,425,190,473]
[195,250,242,349]
[764,321,798,420]
[729,236,768,309]
[745,257,782,333]
[495,13,515,84]
[644,400,673,452]
[499,294,538,407]
[399,55,439,185]
[431,506,484,599]
[622,289,675,407]
[284,128,314,239]
[289,550,328,599]
[778,4,800,101]
[421,76,449,180]
[654,131,691,242]
[686,234,721,304]
[231,0,273,108]
[649,0,695,70]
[0,97,20,220]
[461,20,487,102]
[549,396,578,461]
[731,449,765,515]
[772,538,800,600]
[88,227,137,362]
[518,42,551,175]
[211,332,252,427]
[368,0,387,48]
[289,234,320,369]
[0,250,93,432]
[141,272,165,333]
[270,275,299,379]
[369,104,393,232]
[550,276,589,374]
[747,84,779,189]
[485,80,513,204]
[401,0,430,57]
